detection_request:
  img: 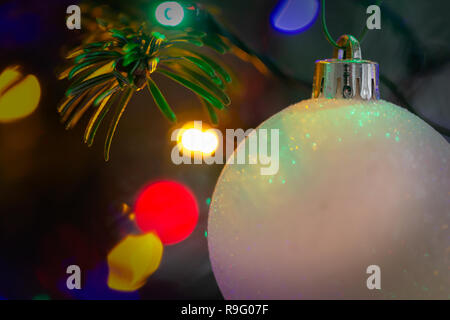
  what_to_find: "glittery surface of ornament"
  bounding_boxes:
[208,98,449,299]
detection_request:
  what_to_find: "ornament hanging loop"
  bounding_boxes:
[312,34,380,100]
[333,34,361,60]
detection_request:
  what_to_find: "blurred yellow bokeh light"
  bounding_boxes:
[107,233,163,292]
[178,123,219,155]
[0,66,41,123]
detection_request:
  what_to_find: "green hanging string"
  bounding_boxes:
[321,0,384,48]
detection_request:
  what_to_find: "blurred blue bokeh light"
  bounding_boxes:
[271,0,319,34]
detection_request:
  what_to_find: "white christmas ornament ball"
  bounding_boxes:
[208,98,449,299]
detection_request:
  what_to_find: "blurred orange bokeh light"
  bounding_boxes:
[0,66,41,123]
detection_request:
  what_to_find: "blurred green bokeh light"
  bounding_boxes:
[155,1,185,27]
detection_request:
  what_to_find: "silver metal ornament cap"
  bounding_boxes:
[312,34,380,100]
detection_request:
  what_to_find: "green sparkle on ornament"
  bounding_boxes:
[282,179,286,184]
[395,136,400,142]
[385,133,391,138]
[268,178,273,184]
[292,160,296,164]
[206,197,211,206]
[205,230,208,238]
[305,133,310,138]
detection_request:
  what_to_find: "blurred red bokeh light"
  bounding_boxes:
[134,181,199,245]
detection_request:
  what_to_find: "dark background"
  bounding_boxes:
[0,0,448,299]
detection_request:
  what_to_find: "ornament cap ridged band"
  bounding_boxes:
[312,34,380,100]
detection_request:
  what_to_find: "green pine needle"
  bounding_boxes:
[59,22,233,160]
[104,87,135,161]
[147,77,176,122]
[157,69,225,110]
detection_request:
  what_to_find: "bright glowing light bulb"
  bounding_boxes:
[201,131,220,154]
[181,128,202,151]
[180,127,219,155]
[155,1,185,27]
